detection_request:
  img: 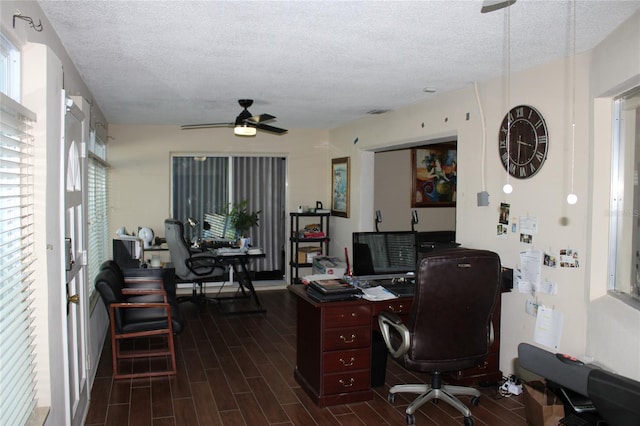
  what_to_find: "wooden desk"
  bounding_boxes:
[288,284,503,407]
[289,284,412,407]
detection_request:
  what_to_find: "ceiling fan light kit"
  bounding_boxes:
[234,124,257,136]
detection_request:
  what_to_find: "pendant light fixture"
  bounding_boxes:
[502,5,513,194]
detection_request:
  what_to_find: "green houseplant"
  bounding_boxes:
[228,200,261,238]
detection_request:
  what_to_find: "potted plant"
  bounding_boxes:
[228,200,261,238]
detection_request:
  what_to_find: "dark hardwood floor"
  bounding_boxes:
[85,289,527,425]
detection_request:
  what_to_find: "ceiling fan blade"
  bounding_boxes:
[255,123,288,134]
[181,122,233,130]
[481,0,516,13]
[249,113,276,123]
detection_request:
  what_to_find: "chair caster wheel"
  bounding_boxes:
[405,413,415,425]
[471,396,481,406]
[388,393,396,403]
[463,416,474,426]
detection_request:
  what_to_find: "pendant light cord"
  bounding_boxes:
[505,6,512,188]
[570,0,576,195]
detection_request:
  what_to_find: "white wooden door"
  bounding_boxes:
[63,93,90,426]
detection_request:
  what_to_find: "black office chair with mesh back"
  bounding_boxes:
[378,248,502,426]
[164,218,227,306]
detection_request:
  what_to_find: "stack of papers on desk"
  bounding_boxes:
[247,247,263,255]
[300,274,341,284]
[360,286,397,301]
[215,247,244,255]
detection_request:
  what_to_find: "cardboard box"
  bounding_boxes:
[312,256,347,277]
[523,381,565,426]
[297,246,322,264]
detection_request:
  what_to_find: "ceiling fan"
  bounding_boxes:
[181,99,288,136]
[481,0,516,13]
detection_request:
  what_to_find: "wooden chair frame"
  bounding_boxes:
[109,287,177,379]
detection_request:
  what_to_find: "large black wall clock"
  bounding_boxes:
[498,104,549,179]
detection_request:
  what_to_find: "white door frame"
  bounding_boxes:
[62,91,90,426]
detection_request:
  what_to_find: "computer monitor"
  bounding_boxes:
[203,213,236,241]
[112,237,143,269]
[352,231,417,280]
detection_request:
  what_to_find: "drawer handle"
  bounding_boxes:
[339,378,355,388]
[387,304,404,313]
[339,357,355,367]
[340,312,358,319]
[340,334,356,343]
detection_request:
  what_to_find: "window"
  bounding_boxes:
[87,132,108,301]
[171,155,286,278]
[0,33,21,101]
[0,92,38,424]
[610,87,640,302]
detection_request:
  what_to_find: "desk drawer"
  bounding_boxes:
[323,305,371,328]
[373,299,412,316]
[323,370,370,395]
[323,326,371,351]
[323,348,371,373]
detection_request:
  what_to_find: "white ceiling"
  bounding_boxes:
[37,0,640,131]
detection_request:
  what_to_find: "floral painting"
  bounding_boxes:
[411,143,457,207]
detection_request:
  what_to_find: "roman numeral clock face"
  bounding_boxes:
[498,105,549,179]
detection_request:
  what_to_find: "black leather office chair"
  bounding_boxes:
[378,248,502,426]
[164,218,227,306]
[95,268,183,379]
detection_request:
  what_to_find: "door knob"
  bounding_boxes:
[68,294,80,304]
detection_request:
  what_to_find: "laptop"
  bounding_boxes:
[382,282,416,297]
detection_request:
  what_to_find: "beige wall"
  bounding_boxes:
[586,10,640,378]
[328,10,640,380]
[374,149,456,232]
[106,125,330,265]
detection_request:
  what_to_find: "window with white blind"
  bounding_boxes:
[0,92,38,425]
[87,132,108,301]
[1,33,20,101]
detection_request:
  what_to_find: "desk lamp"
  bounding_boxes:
[375,210,382,232]
[187,217,200,248]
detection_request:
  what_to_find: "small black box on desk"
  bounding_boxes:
[306,279,360,302]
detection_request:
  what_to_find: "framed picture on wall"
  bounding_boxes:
[411,142,457,207]
[331,157,350,217]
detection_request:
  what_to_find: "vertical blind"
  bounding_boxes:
[172,156,228,241]
[0,92,38,424]
[87,150,108,297]
[233,156,286,272]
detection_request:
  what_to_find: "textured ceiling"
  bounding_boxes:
[37,0,640,131]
